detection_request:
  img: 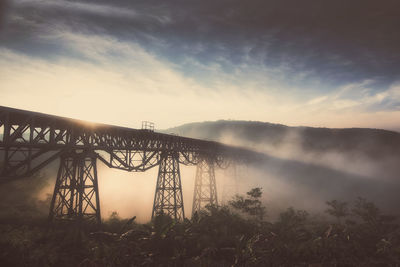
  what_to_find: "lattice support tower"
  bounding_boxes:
[152,151,185,220]
[49,150,101,224]
[192,158,218,217]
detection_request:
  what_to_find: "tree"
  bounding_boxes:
[325,200,349,223]
[229,187,266,221]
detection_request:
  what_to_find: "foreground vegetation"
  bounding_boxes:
[0,188,399,266]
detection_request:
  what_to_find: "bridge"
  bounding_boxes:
[0,106,265,223]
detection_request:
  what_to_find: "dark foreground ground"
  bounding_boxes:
[0,188,399,267]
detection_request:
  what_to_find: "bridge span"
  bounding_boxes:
[0,106,264,223]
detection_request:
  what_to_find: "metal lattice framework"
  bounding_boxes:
[152,151,185,220]
[0,106,266,222]
[192,158,218,216]
[49,150,101,223]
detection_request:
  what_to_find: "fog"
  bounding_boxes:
[167,121,400,218]
[219,128,399,181]
[1,121,399,223]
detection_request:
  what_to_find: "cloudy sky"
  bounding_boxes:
[0,0,399,130]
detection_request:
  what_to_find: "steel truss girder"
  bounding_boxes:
[179,150,200,165]
[1,106,264,180]
[192,157,218,217]
[152,151,185,220]
[49,150,101,224]
[0,106,224,155]
[215,154,231,169]
[97,149,160,171]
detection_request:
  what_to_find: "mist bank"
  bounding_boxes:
[167,120,400,159]
[167,120,400,215]
[166,120,400,178]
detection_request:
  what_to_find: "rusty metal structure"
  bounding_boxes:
[0,106,264,223]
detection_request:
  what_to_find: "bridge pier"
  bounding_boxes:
[152,151,185,220]
[49,150,101,224]
[192,158,218,217]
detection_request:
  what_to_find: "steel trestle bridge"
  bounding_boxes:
[0,106,264,223]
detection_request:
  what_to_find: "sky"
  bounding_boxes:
[0,0,400,131]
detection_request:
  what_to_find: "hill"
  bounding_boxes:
[167,120,400,160]
[166,121,400,215]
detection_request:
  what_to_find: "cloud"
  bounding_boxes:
[1,0,400,131]
[14,0,172,24]
[2,0,400,90]
[1,27,400,131]
[364,85,400,111]
[303,81,400,113]
[17,0,139,19]
[0,32,283,128]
